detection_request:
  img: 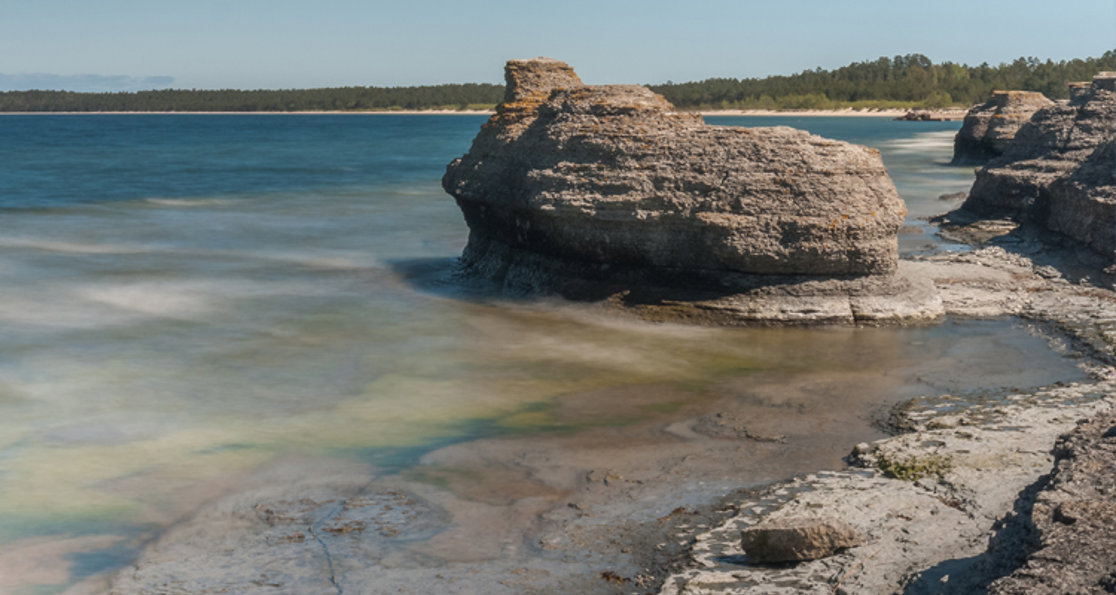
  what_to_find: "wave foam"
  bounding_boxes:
[144,198,235,207]
[880,130,957,154]
[0,238,146,255]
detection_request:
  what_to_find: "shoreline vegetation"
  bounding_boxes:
[2,51,1111,113]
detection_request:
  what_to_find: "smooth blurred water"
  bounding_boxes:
[0,114,1085,593]
[0,114,485,207]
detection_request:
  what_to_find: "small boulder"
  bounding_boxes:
[741,517,864,563]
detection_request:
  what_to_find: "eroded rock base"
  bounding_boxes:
[460,237,944,325]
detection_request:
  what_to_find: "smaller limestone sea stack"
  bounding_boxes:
[960,73,1115,263]
[443,58,941,324]
[951,90,1054,164]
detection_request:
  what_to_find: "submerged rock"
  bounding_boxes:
[897,109,935,121]
[740,518,863,563]
[951,91,1054,165]
[896,109,965,122]
[960,73,1115,262]
[443,58,939,323]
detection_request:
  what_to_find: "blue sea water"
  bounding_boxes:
[0,114,1085,592]
[0,114,483,207]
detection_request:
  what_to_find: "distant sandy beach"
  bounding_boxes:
[700,108,905,117]
[699,107,968,119]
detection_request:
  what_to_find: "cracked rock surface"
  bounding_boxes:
[988,413,1116,594]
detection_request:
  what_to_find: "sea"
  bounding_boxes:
[0,114,1090,592]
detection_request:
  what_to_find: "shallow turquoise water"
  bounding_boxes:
[0,114,1087,592]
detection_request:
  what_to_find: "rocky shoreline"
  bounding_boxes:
[641,75,1116,594]
[661,73,1115,589]
[662,239,1116,593]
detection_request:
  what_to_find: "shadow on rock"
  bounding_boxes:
[933,208,1115,288]
[900,472,1049,594]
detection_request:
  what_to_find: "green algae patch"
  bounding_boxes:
[876,452,953,481]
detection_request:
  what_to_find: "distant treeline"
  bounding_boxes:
[1,51,1113,112]
[650,51,1116,110]
[0,84,504,112]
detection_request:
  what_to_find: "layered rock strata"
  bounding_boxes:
[951,90,1054,164]
[960,74,1115,263]
[443,58,939,323]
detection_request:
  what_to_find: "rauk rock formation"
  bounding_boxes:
[443,58,940,323]
[960,73,1115,263]
[951,90,1055,164]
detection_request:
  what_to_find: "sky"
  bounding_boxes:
[1,0,1113,92]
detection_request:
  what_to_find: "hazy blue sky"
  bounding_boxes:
[1,0,1113,91]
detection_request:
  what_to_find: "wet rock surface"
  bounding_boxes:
[108,460,452,595]
[951,91,1054,165]
[442,58,940,324]
[957,74,1115,263]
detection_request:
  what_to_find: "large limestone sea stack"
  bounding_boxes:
[443,58,941,323]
